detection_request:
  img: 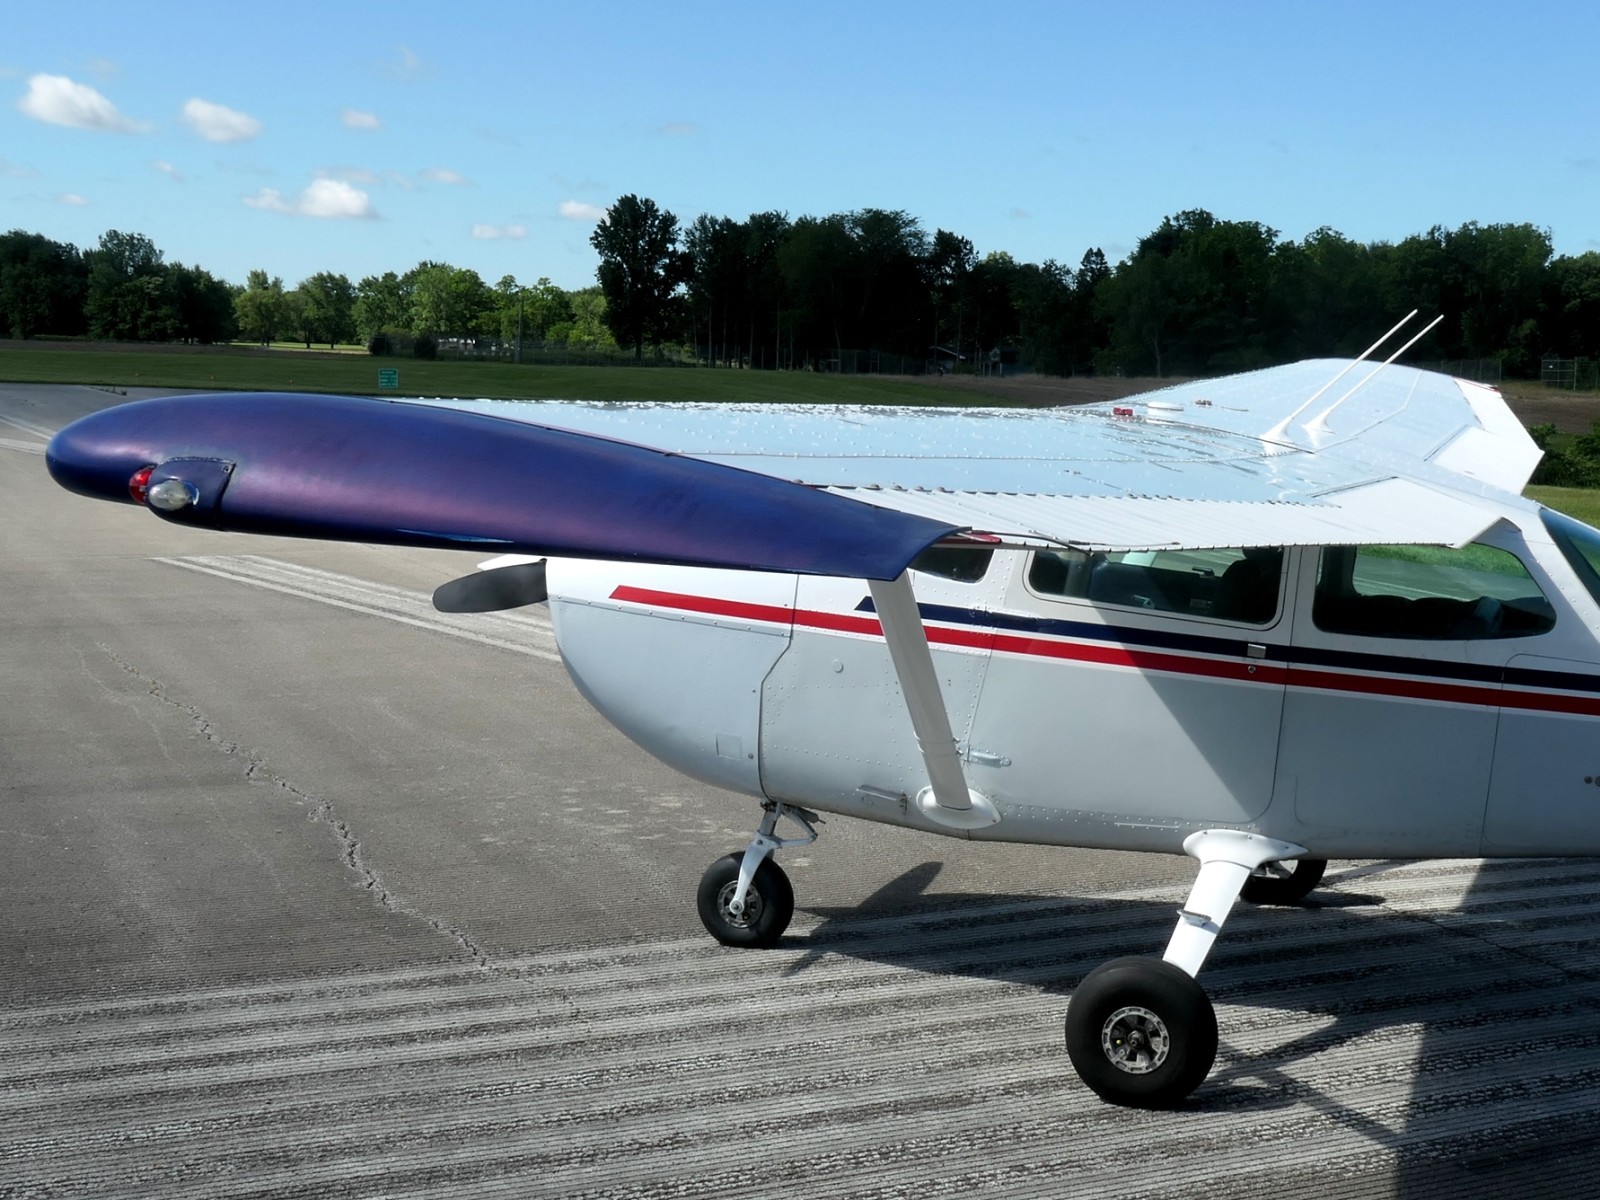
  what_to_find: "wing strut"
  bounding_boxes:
[867,572,1001,831]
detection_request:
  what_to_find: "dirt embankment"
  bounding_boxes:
[903,373,1189,408]
[0,339,350,359]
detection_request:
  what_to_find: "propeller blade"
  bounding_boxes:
[432,560,548,613]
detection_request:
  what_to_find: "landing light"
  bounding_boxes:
[147,478,198,512]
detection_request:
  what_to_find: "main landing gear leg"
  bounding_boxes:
[695,802,820,949]
[1064,829,1307,1108]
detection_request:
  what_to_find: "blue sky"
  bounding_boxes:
[6,1,1599,292]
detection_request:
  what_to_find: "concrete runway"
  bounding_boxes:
[5,383,1600,1199]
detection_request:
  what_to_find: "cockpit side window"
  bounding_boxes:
[1027,546,1284,624]
[1313,543,1555,640]
[1542,508,1600,610]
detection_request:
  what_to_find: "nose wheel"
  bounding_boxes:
[695,802,817,949]
[696,854,795,948]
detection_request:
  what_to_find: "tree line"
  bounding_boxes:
[0,229,612,357]
[5,205,1600,378]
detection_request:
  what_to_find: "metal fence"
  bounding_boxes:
[1541,357,1600,391]
[1417,358,1504,384]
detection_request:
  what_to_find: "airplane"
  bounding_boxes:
[44,314,1600,1109]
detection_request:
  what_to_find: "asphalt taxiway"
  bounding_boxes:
[5,383,1600,1199]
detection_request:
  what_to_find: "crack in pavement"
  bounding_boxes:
[97,642,491,969]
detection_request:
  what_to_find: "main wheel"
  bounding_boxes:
[1240,857,1327,906]
[696,853,795,948]
[1065,956,1218,1108]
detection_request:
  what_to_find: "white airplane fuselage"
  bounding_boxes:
[545,508,1600,862]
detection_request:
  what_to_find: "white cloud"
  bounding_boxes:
[471,223,527,240]
[1008,207,1031,220]
[341,108,381,130]
[383,45,430,82]
[58,193,88,206]
[318,165,380,184]
[300,179,374,218]
[84,57,119,82]
[245,178,376,219]
[421,167,469,186]
[18,74,145,133]
[0,157,39,178]
[181,97,262,143]
[152,159,184,181]
[316,165,414,190]
[560,200,604,222]
[656,121,698,137]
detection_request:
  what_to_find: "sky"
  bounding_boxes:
[5,1,1600,293]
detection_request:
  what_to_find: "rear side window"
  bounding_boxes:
[910,545,994,583]
[1028,546,1283,624]
[1313,544,1555,639]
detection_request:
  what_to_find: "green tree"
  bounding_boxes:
[929,229,977,363]
[0,230,87,338]
[684,214,746,366]
[777,214,853,366]
[296,271,356,348]
[354,272,410,342]
[1545,252,1600,359]
[234,269,287,345]
[590,194,686,361]
[1095,210,1279,376]
[1449,222,1552,373]
[1013,259,1076,374]
[548,286,616,349]
[496,275,573,345]
[742,211,790,368]
[494,275,522,346]
[85,230,176,341]
[968,251,1022,367]
[168,263,236,344]
[845,208,930,356]
[1068,247,1112,372]
[409,264,492,340]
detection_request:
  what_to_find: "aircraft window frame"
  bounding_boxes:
[1541,508,1600,610]
[1026,545,1285,625]
[910,545,994,584]
[1312,542,1555,640]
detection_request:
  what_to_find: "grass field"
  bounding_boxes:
[0,345,983,406]
[1524,486,1600,525]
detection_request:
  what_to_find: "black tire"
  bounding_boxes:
[696,853,795,948]
[1065,956,1218,1108]
[1240,857,1327,906]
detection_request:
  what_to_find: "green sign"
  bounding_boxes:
[378,368,399,390]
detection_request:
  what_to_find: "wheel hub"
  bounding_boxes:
[1101,1005,1170,1074]
[715,881,764,929]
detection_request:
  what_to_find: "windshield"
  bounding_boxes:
[1541,508,1600,608]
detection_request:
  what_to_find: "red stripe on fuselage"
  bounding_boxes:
[605,585,1600,716]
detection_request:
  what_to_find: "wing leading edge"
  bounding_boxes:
[45,392,957,580]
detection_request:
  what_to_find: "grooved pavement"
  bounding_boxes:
[6,860,1600,1199]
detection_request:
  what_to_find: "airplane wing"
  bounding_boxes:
[47,359,1539,577]
[415,358,1539,551]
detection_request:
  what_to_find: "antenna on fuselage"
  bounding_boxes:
[1303,312,1445,437]
[1263,310,1418,446]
